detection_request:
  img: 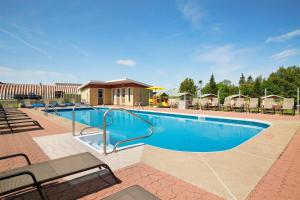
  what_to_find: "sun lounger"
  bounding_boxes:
[247,98,259,113]
[199,98,209,110]
[32,103,45,108]
[22,100,33,108]
[0,152,120,200]
[0,108,42,133]
[102,185,160,200]
[169,99,179,108]
[0,119,42,133]
[64,102,75,107]
[0,108,25,113]
[222,97,232,111]
[208,98,219,110]
[262,98,275,114]
[0,116,32,121]
[188,98,199,109]
[281,98,295,115]
[233,98,245,112]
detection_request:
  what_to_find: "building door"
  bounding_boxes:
[98,89,104,105]
[116,88,120,105]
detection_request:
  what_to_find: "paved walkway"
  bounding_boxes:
[0,108,222,200]
[1,107,300,199]
[247,127,300,200]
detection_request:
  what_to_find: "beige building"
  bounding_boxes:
[79,78,152,106]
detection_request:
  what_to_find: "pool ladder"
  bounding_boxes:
[102,108,154,155]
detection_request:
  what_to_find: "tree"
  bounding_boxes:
[247,76,253,83]
[202,74,218,94]
[198,80,203,96]
[191,65,300,103]
[179,78,197,96]
[217,80,238,103]
[239,73,245,86]
[222,80,232,86]
[253,76,263,97]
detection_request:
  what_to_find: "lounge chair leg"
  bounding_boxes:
[100,164,121,184]
[36,184,45,200]
[33,121,42,129]
[7,123,14,133]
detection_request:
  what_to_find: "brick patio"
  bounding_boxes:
[1,108,300,200]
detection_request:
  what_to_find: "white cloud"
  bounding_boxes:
[271,48,300,61]
[178,0,204,29]
[195,44,243,74]
[266,28,300,42]
[69,43,91,57]
[0,66,76,84]
[0,28,51,58]
[193,44,261,82]
[115,59,136,66]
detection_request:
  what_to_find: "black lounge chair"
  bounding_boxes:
[102,185,160,200]
[0,116,31,121]
[0,152,120,200]
[0,108,42,133]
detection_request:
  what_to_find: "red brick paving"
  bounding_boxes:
[247,127,300,200]
[0,108,222,200]
[1,107,300,199]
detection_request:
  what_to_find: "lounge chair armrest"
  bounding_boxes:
[0,153,31,165]
[0,170,38,185]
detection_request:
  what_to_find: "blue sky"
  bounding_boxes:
[0,0,300,88]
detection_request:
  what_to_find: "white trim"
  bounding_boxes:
[78,80,106,90]
[78,78,151,90]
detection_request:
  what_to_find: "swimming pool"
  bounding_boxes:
[52,108,270,152]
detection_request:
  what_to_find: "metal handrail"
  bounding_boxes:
[72,104,112,136]
[102,108,154,154]
[45,104,60,116]
[79,126,100,135]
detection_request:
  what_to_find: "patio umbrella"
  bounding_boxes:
[146,86,165,92]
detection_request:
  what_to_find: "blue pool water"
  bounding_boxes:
[53,108,269,152]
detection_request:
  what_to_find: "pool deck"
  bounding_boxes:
[120,106,300,200]
[0,107,300,199]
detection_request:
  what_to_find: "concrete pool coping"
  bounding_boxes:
[33,107,300,200]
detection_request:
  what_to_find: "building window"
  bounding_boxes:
[55,91,64,98]
[128,88,131,102]
[117,89,120,97]
[122,88,125,98]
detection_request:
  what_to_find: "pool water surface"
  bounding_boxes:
[54,108,270,152]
